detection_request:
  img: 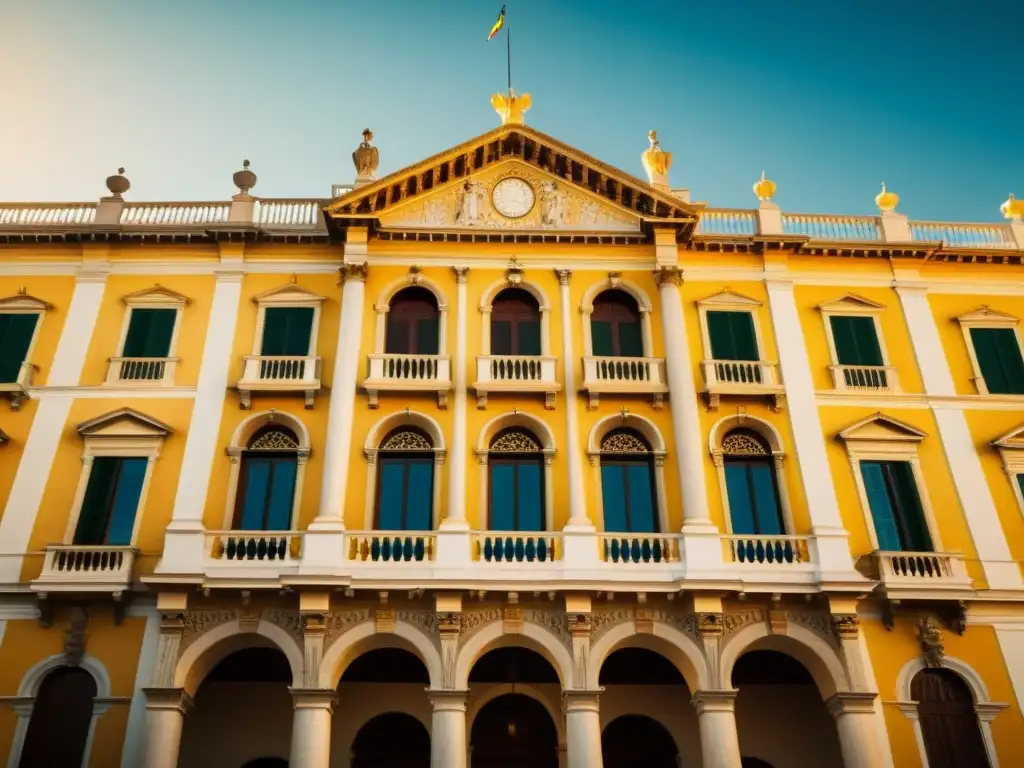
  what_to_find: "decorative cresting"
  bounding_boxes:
[249,428,300,451]
[489,427,541,453]
[721,430,769,456]
[640,130,672,190]
[380,429,433,452]
[600,430,649,454]
[352,128,380,185]
[491,89,532,125]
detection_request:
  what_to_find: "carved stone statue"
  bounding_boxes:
[64,606,89,667]
[539,180,565,227]
[455,179,486,226]
[641,130,672,189]
[352,128,379,183]
[491,89,532,125]
[918,617,944,668]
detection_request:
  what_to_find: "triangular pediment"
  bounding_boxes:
[122,285,190,306]
[325,124,699,238]
[993,424,1024,450]
[77,408,172,439]
[0,428,8,444]
[252,283,325,305]
[958,306,1018,326]
[0,293,51,311]
[698,290,762,308]
[837,413,926,443]
[818,294,886,313]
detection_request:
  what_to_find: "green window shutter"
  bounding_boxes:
[261,308,314,356]
[518,320,542,356]
[830,316,882,366]
[707,311,758,361]
[971,327,1024,395]
[491,320,512,355]
[122,309,176,358]
[416,315,440,355]
[1017,474,1024,499]
[0,314,38,383]
[888,461,932,552]
[860,461,903,551]
[73,457,146,545]
[618,321,644,357]
[591,321,613,356]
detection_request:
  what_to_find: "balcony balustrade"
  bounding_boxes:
[347,532,436,563]
[472,532,561,564]
[31,545,136,595]
[581,355,668,409]
[598,533,680,564]
[473,355,560,409]
[860,550,973,599]
[236,355,322,409]
[106,356,178,385]
[0,360,35,410]
[363,353,452,408]
[829,364,899,393]
[701,359,785,411]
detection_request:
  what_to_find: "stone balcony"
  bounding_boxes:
[105,356,178,386]
[829,364,900,394]
[31,544,137,597]
[701,359,785,411]
[472,355,561,409]
[859,550,974,600]
[581,356,668,409]
[236,355,322,409]
[0,361,35,410]
[363,353,452,409]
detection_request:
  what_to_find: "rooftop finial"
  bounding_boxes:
[641,130,672,191]
[233,159,257,196]
[753,169,776,202]
[105,167,130,199]
[491,89,532,125]
[353,128,380,187]
[1001,193,1024,221]
[875,182,899,213]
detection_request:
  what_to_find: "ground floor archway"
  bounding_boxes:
[913,668,990,767]
[350,712,430,768]
[471,693,559,768]
[602,714,678,767]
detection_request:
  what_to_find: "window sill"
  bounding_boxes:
[363,353,452,409]
[105,357,178,386]
[581,356,667,410]
[236,355,322,409]
[701,359,784,412]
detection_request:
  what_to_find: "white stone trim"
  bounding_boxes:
[121,606,161,768]
[818,293,898,392]
[317,616,443,690]
[956,306,1023,396]
[453,617,573,690]
[248,283,325,356]
[373,273,449,355]
[587,617,708,691]
[992,424,1024,517]
[478,278,552,356]
[579,274,655,358]
[112,287,189,386]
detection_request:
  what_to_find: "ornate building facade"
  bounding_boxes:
[1,98,1024,767]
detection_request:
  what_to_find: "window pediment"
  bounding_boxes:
[837,413,926,444]
[121,285,190,307]
[992,424,1024,451]
[697,290,762,309]
[252,283,325,306]
[957,306,1018,328]
[0,293,51,311]
[77,408,172,439]
[817,294,886,313]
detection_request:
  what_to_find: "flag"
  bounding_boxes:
[487,5,506,40]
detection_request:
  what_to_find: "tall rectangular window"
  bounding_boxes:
[724,460,784,535]
[0,313,39,383]
[860,460,932,552]
[969,327,1024,395]
[830,315,883,366]
[122,308,176,358]
[707,311,759,361]
[261,307,315,356]
[376,456,434,530]
[235,455,297,531]
[73,457,148,546]
[490,458,544,531]
[600,461,657,533]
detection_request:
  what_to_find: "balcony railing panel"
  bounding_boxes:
[254,199,323,228]
[347,532,436,563]
[106,357,177,385]
[696,209,758,236]
[909,221,1015,249]
[598,533,680,564]
[120,202,230,226]
[724,535,811,565]
[472,533,561,563]
[829,364,898,393]
[783,213,881,241]
[206,532,303,562]
[34,545,136,589]
[367,354,450,383]
[0,203,97,226]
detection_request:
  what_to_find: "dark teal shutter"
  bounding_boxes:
[725,464,756,535]
[1017,474,1024,499]
[385,317,410,354]
[860,461,903,551]
[601,465,628,533]
[74,458,120,545]
[830,316,882,366]
[591,321,613,356]
[618,321,644,357]
[889,461,932,551]
[518,321,542,356]
[0,314,38,383]
[377,460,407,530]
[405,459,433,530]
[708,311,758,361]
[260,312,287,356]
[491,320,513,355]
[416,315,440,355]
[262,308,314,356]
[625,463,657,533]
[490,463,515,530]
[123,309,175,358]
[971,328,1024,395]
[707,312,734,360]
[516,460,543,531]
[105,458,147,545]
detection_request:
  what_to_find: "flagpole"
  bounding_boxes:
[506,19,512,94]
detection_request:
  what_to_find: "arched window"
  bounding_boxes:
[19,667,97,768]
[386,287,440,355]
[489,428,544,531]
[912,669,990,767]
[591,290,643,357]
[375,428,434,530]
[722,429,784,535]
[233,426,299,531]
[600,429,658,533]
[491,288,541,356]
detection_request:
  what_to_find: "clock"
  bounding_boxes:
[491,178,535,219]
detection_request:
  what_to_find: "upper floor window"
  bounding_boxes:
[234,427,300,531]
[375,428,434,530]
[110,286,188,384]
[991,423,1024,516]
[386,287,440,355]
[707,311,758,362]
[819,294,895,391]
[599,429,658,533]
[489,428,544,531]
[491,288,541,356]
[0,292,48,391]
[721,430,784,536]
[958,306,1024,396]
[829,315,883,368]
[261,307,315,356]
[591,290,643,358]
[123,308,176,359]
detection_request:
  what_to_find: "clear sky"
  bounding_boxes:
[0,0,1019,221]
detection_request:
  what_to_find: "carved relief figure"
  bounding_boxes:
[423,198,447,226]
[539,181,566,227]
[455,179,486,226]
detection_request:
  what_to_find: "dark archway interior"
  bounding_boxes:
[469,646,559,684]
[18,667,97,768]
[342,648,430,684]
[351,712,430,768]
[599,647,685,686]
[602,714,678,768]
[206,647,292,683]
[731,650,815,686]
[241,760,288,768]
[471,693,558,768]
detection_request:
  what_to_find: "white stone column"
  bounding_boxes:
[764,279,857,576]
[556,270,588,529]
[121,606,163,768]
[159,260,243,573]
[896,284,1023,590]
[289,689,335,768]
[429,690,468,768]
[444,267,470,530]
[563,690,603,768]
[0,263,108,585]
[827,693,886,768]
[691,690,742,768]
[141,688,192,768]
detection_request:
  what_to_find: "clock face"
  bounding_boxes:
[491,178,535,219]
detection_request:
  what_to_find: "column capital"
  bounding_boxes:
[427,688,469,711]
[452,266,470,283]
[289,687,338,711]
[339,262,368,282]
[143,687,194,715]
[555,268,572,285]
[654,266,683,286]
[825,691,878,718]
[691,689,739,715]
[562,688,602,712]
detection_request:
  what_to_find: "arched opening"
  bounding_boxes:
[912,668,990,767]
[732,650,842,767]
[375,427,434,531]
[488,428,544,532]
[179,647,293,767]
[602,715,678,768]
[18,666,97,768]
[722,429,784,537]
[591,290,643,358]
[471,694,558,768]
[242,760,289,768]
[599,429,659,534]
[598,648,693,767]
[386,287,440,355]
[234,426,300,532]
[350,712,430,768]
[334,648,431,766]
[491,288,541,356]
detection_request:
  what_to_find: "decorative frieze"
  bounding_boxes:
[832,614,860,640]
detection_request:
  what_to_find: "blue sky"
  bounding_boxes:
[0,0,1019,221]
